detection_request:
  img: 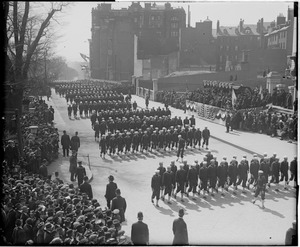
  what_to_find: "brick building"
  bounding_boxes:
[215,18,268,72]
[90,2,186,81]
[180,17,216,69]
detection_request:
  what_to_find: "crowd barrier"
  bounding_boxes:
[185,100,265,126]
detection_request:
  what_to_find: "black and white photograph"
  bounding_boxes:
[1,0,298,245]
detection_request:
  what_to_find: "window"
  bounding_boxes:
[171,31,178,37]
[235,55,238,60]
[171,22,178,29]
[227,46,229,51]
[156,31,161,36]
[235,45,238,51]
[150,16,155,21]
[134,17,138,23]
[220,56,222,62]
[171,16,178,21]
[220,45,223,50]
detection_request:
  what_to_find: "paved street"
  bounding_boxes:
[46,89,297,245]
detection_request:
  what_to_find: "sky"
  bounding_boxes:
[53,1,294,62]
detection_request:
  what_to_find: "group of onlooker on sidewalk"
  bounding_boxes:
[157,85,295,111]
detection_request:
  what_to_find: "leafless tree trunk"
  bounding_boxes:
[6,2,70,113]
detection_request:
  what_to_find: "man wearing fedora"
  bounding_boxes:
[105,175,118,208]
[172,208,188,245]
[131,211,149,245]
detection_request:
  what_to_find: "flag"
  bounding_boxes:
[232,88,237,108]
[259,85,263,100]
[80,53,89,62]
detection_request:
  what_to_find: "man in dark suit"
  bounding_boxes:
[79,176,93,199]
[131,212,149,245]
[105,175,118,208]
[111,189,127,223]
[61,130,71,157]
[75,161,86,187]
[172,208,188,245]
[70,131,80,154]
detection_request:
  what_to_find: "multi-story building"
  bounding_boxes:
[90,2,186,80]
[215,18,268,72]
[180,17,216,69]
[264,8,294,56]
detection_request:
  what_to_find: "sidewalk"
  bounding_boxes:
[132,95,297,160]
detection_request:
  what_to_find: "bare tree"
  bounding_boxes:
[5,1,70,112]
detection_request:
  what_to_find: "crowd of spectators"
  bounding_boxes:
[230,110,297,141]
[2,96,130,245]
[157,85,295,111]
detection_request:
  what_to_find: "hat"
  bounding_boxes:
[44,222,54,231]
[73,221,81,229]
[112,209,119,214]
[178,208,184,217]
[112,219,120,225]
[258,170,264,174]
[253,154,257,157]
[108,175,114,181]
[137,211,143,218]
[155,170,159,173]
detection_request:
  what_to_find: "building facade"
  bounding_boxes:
[90,2,186,81]
[215,19,266,72]
[180,17,216,69]
[265,8,294,56]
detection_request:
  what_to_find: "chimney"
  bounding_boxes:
[239,19,244,32]
[257,19,261,33]
[188,5,191,27]
[277,14,286,26]
[145,3,151,9]
[217,20,220,33]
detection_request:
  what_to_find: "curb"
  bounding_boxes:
[210,135,263,158]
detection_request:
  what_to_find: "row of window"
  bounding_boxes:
[219,55,239,62]
[220,45,239,51]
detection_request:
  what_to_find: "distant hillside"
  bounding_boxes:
[68,61,89,80]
